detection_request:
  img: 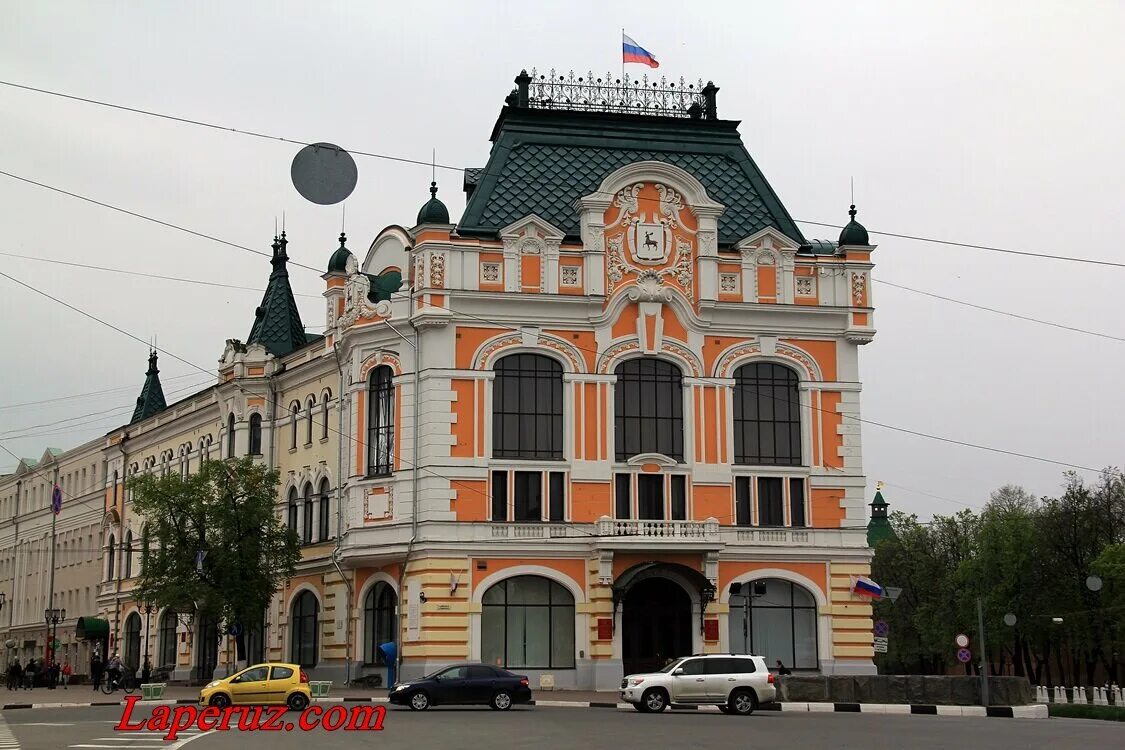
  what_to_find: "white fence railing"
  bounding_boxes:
[1035,685,1123,705]
[595,516,720,539]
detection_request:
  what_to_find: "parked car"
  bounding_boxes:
[620,654,776,715]
[199,662,312,710]
[389,663,531,711]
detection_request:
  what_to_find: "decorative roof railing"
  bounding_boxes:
[508,69,719,120]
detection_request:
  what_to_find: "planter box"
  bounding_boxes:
[141,683,167,701]
[310,681,332,699]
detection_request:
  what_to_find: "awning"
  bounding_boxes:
[76,617,110,640]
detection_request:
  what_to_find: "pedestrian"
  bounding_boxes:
[24,658,37,689]
[91,653,103,692]
[6,660,21,691]
[106,653,123,690]
[47,661,60,690]
[61,659,72,689]
[775,659,792,676]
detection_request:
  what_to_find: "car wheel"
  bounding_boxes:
[409,691,430,711]
[717,705,732,714]
[490,690,513,711]
[729,689,757,716]
[287,693,309,711]
[641,688,667,713]
[208,693,231,709]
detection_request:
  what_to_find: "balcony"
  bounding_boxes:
[593,516,722,551]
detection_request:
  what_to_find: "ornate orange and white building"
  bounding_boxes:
[2,70,880,690]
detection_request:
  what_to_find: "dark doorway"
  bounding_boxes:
[622,577,692,676]
[193,615,219,683]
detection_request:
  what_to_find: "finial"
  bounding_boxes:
[430,181,438,198]
[849,204,857,219]
[338,231,347,247]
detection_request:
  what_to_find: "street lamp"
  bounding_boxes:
[140,601,156,683]
[44,607,65,669]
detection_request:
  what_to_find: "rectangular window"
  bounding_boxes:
[637,475,664,520]
[513,471,542,521]
[548,472,565,522]
[789,478,806,527]
[670,475,687,520]
[757,477,784,527]
[491,471,508,522]
[735,477,752,526]
[614,473,631,519]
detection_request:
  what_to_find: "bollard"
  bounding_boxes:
[1115,686,1124,706]
[1095,687,1108,706]
[1056,686,1066,703]
[1035,686,1047,703]
[1077,686,1087,704]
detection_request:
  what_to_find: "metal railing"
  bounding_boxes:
[512,69,718,119]
[595,516,719,539]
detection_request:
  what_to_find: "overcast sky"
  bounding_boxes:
[2,1,1123,519]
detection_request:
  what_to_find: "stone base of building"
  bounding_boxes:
[820,658,878,676]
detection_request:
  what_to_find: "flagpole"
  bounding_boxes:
[47,470,58,665]
[621,28,625,87]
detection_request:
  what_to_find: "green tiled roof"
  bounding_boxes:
[458,108,807,247]
[366,270,403,303]
[247,233,307,357]
[130,351,168,424]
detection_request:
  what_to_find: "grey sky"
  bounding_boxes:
[2,1,1123,518]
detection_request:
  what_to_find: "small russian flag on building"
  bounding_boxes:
[850,575,883,599]
[622,32,659,69]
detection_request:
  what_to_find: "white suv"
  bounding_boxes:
[620,654,776,715]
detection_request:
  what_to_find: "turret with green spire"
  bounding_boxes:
[867,485,893,547]
[246,232,307,357]
[130,350,168,424]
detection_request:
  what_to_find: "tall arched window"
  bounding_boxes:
[287,487,298,534]
[123,612,141,672]
[481,575,575,668]
[183,445,191,477]
[248,413,262,456]
[106,534,116,581]
[227,413,236,458]
[363,582,397,664]
[302,484,313,545]
[492,353,564,460]
[321,392,331,440]
[290,591,319,667]
[733,363,802,466]
[318,478,330,542]
[614,358,683,461]
[305,397,315,445]
[367,367,394,476]
[289,402,300,450]
[728,578,818,670]
[158,610,178,668]
[123,530,133,578]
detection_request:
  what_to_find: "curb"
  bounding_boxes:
[0,698,1048,718]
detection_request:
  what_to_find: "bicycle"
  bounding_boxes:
[100,672,137,695]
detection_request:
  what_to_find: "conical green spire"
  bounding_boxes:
[130,350,168,424]
[867,486,894,547]
[246,232,307,357]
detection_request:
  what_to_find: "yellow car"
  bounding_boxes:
[199,662,312,710]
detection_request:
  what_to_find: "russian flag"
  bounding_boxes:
[850,576,883,599]
[623,33,659,69]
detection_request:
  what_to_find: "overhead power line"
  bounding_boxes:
[3,78,1124,270]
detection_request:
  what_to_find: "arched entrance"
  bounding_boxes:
[122,613,141,672]
[622,577,691,675]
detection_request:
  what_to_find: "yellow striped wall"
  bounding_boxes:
[827,562,874,659]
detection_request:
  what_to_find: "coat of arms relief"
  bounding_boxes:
[606,182,695,300]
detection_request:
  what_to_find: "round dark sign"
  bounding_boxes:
[291,142,358,205]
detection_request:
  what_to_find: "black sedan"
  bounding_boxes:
[388,663,532,710]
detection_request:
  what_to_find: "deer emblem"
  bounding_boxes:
[643,231,658,251]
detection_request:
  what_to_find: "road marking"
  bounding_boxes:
[0,714,21,750]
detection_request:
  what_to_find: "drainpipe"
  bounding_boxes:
[12,478,20,631]
[382,317,420,684]
[330,342,353,685]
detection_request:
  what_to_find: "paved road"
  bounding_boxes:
[2,703,1122,750]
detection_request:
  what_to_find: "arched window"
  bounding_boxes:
[183,445,191,477]
[492,353,564,460]
[733,363,802,466]
[287,487,298,534]
[614,358,683,461]
[106,534,116,581]
[363,582,397,665]
[318,478,330,542]
[727,578,818,670]
[290,591,319,667]
[367,367,395,476]
[158,610,178,668]
[123,612,142,672]
[227,413,236,458]
[303,397,313,445]
[289,402,300,450]
[302,484,313,545]
[320,392,331,440]
[123,530,133,578]
[481,575,574,668]
[248,413,262,456]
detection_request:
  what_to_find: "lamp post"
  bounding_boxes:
[44,607,65,679]
[140,601,155,683]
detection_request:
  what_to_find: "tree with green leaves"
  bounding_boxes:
[131,457,300,663]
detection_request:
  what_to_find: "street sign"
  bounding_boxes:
[957,647,972,663]
[227,623,243,638]
[873,620,889,637]
[873,636,889,654]
[883,586,902,602]
[955,633,970,648]
[50,639,60,649]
